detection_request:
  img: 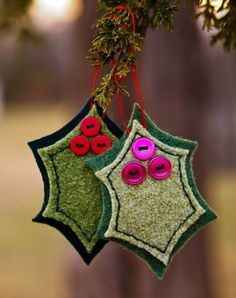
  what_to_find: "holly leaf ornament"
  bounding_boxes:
[86,103,217,278]
[28,99,123,264]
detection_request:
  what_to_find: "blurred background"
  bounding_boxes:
[0,1,235,298]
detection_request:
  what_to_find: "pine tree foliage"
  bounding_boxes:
[89,0,236,108]
[196,0,236,50]
[0,0,235,108]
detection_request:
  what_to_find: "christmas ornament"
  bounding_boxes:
[86,103,217,278]
[28,98,123,264]
[28,2,218,279]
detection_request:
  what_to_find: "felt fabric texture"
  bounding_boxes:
[28,99,123,264]
[86,103,217,277]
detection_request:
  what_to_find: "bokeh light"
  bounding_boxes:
[31,0,83,28]
[200,0,229,19]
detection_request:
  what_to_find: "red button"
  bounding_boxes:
[91,135,112,155]
[70,135,90,156]
[80,116,101,137]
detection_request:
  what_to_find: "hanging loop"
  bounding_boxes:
[112,5,147,132]
[90,5,147,132]
[111,5,136,33]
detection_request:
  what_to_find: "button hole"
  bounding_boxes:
[86,124,95,129]
[97,143,107,148]
[75,144,85,148]
[155,165,165,171]
[128,170,139,175]
[138,146,149,151]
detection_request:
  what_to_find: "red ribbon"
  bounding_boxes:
[90,5,146,132]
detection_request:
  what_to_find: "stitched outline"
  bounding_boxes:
[107,132,196,254]
[49,146,97,242]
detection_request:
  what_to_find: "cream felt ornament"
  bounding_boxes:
[86,103,217,278]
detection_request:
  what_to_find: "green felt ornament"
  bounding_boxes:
[28,99,123,264]
[86,103,217,278]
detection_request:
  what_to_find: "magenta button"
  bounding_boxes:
[122,161,146,186]
[132,137,156,161]
[148,156,172,180]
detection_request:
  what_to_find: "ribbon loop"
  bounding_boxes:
[90,5,146,132]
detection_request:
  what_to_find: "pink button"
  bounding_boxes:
[80,116,101,137]
[91,135,112,155]
[132,137,156,161]
[70,135,90,156]
[148,156,172,180]
[122,161,146,185]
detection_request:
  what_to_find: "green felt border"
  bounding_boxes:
[86,103,217,278]
[28,98,123,264]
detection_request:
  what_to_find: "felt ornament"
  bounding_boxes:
[86,103,217,278]
[28,98,123,264]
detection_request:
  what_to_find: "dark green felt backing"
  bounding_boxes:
[86,103,217,278]
[28,99,123,264]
